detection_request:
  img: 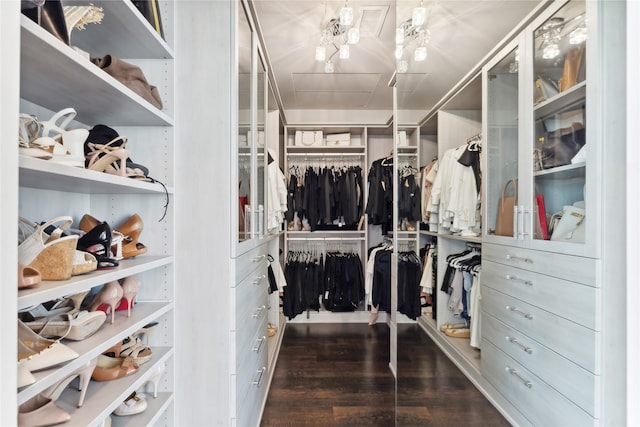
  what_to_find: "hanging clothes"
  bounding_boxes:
[286,164,363,231]
[322,251,365,312]
[421,159,438,225]
[397,250,422,320]
[267,148,288,233]
[365,157,394,235]
[426,136,482,235]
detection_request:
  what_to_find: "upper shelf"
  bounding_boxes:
[19,156,175,195]
[534,81,586,118]
[20,16,173,127]
[64,0,174,59]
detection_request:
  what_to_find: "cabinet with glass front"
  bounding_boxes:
[484,0,593,258]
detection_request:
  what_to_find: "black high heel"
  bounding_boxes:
[77,222,119,269]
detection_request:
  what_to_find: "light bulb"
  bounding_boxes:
[325,60,334,73]
[340,6,353,26]
[542,42,560,59]
[397,59,408,74]
[414,46,427,62]
[396,28,404,45]
[348,27,359,44]
[412,6,426,27]
[315,46,326,61]
[395,45,403,60]
[340,44,350,59]
[569,25,587,44]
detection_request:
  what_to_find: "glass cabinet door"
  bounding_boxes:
[237,4,252,244]
[255,54,266,237]
[485,44,520,239]
[531,0,586,245]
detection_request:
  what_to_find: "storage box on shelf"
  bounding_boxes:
[16,1,175,424]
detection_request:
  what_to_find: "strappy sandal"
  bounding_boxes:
[35,108,87,167]
[85,137,130,176]
[18,114,53,159]
[105,336,153,365]
[77,222,119,269]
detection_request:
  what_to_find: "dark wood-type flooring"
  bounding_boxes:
[261,322,509,427]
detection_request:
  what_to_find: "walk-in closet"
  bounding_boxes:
[2,0,638,426]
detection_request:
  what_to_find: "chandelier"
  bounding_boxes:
[315,2,360,73]
[396,1,430,73]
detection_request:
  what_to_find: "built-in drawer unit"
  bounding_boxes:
[481,340,596,427]
[482,286,598,374]
[483,243,597,287]
[483,312,599,416]
[483,260,599,330]
[235,243,270,285]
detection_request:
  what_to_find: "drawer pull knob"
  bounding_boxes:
[252,366,267,386]
[505,274,533,286]
[252,275,267,285]
[252,305,267,318]
[506,305,533,320]
[252,336,266,352]
[252,254,267,263]
[505,254,532,264]
[506,336,533,354]
[506,366,533,388]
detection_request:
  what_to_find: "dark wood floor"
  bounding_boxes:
[261,322,509,427]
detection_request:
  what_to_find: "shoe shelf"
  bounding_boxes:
[110,392,174,427]
[419,230,482,244]
[534,81,586,118]
[55,348,173,426]
[17,256,174,310]
[19,156,175,195]
[63,0,174,60]
[18,302,173,405]
[533,161,586,179]
[20,16,173,127]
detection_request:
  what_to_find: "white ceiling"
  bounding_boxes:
[251,0,543,124]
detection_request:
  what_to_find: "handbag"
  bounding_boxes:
[538,123,586,169]
[91,55,163,110]
[295,131,323,147]
[550,204,585,243]
[22,0,70,45]
[559,45,585,92]
[494,179,517,236]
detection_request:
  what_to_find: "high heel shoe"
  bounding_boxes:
[79,214,124,260]
[18,264,41,289]
[85,136,130,176]
[113,391,147,416]
[17,319,79,373]
[18,395,70,427]
[91,354,138,381]
[117,214,147,259]
[89,281,123,324]
[41,358,97,407]
[144,363,166,398]
[133,321,158,345]
[18,114,53,160]
[36,108,87,168]
[77,222,119,269]
[18,216,79,281]
[120,276,140,317]
[105,336,152,365]
[24,310,107,341]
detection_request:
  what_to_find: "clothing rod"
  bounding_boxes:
[287,152,364,157]
[287,237,365,242]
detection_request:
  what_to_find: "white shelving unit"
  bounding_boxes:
[9,1,176,425]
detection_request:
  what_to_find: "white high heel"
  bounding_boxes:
[36,108,87,168]
[41,358,97,407]
[144,363,166,398]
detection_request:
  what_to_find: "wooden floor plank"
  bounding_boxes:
[261,322,509,426]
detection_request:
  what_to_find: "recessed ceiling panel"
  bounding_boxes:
[294,91,372,108]
[292,73,382,92]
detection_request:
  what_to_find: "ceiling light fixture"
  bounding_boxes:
[396,2,431,73]
[316,1,360,73]
[537,17,564,59]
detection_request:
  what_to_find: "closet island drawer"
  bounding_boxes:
[482,286,598,374]
[234,243,270,285]
[483,243,596,287]
[235,277,269,351]
[483,312,598,416]
[481,340,595,427]
[236,332,269,427]
[482,260,598,330]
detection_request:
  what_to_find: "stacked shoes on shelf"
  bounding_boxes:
[17,283,165,426]
[19,108,153,180]
[17,214,148,289]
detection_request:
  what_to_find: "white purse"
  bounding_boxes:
[295,131,323,147]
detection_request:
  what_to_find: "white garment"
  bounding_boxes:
[421,160,438,223]
[276,258,287,291]
[470,271,481,348]
[365,246,388,305]
[419,247,435,294]
[267,149,288,233]
[427,145,479,234]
